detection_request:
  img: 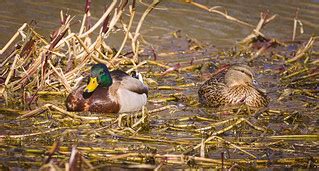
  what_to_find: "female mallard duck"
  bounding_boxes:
[198,64,268,108]
[66,64,148,113]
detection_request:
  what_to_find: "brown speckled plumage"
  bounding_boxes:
[198,64,268,108]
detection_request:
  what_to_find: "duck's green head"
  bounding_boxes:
[84,64,112,93]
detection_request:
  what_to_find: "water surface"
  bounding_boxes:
[0,0,318,170]
[0,0,318,48]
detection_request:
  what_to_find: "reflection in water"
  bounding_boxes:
[0,0,318,47]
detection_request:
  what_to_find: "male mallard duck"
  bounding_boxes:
[198,64,268,108]
[66,64,148,113]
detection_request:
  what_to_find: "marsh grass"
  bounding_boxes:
[0,0,318,170]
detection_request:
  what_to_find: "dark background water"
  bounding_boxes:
[0,0,318,48]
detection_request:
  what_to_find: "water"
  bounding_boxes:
[0,0,318,170]
[0,0,319,48]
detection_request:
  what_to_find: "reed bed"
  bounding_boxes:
[0,0,318,170]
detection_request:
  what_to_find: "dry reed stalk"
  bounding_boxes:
[185,0,254,28]
[196,117,239,132]
[147,60,171,69]
[281,68,308,80]
[267,134,319,140]
[287,36,318,63]
[0,23,28,55]
[48,60,72,93]
[292,8,304,41]
[195,117,266,146]
[196,135,257,159]
[131,0,160,62]
[1,1,318,170]
[126,60,147,73]
[0,127,65,139]
[113,5,136,59]
[148,97,177,103]
[17,103,108,121]
[240,12,277,45]
[4,54,19,86]
[0,49,18,68]
[79,0,117,38]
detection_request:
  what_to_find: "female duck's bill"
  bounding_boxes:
[198,64,268,108]
[65,64,148,113]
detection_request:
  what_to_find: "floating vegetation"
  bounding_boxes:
[0,0,318,170]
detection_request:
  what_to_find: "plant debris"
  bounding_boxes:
[0,0,318,170]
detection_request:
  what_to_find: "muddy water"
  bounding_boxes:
[0,0,319,47]
[0,0,319,170]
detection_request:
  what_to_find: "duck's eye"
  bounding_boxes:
[252,79,258,85]
[100,71,104,75]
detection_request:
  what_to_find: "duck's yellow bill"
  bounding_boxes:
[84,77,98,93]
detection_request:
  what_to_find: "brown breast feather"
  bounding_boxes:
[66,85,120,113]
[87,87,120,113]
[65,85,87,112]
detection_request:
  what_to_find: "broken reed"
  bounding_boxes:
[0,0,159,105]
[0,0,319,170]
[2,110,318,170]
